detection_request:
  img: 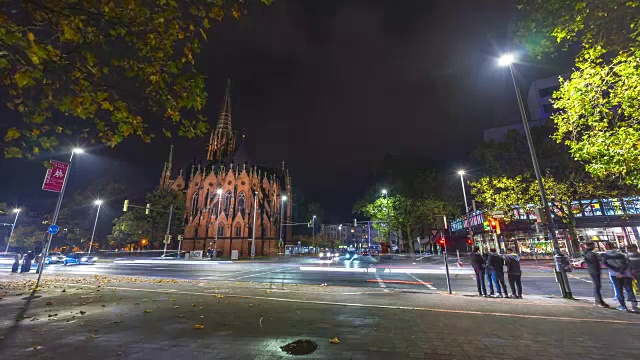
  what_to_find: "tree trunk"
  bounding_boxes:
[406,226,415,258]
[566,215,580,256]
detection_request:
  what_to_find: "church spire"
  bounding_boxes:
[207,79,236,161]
[160,144,174,188]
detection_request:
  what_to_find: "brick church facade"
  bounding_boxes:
[159,81,292,257]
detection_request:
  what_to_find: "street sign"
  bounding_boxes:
[47,225,59,235]
[42,160,69,192]
[430,229,439,236]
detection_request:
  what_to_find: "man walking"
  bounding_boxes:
[487,248,509,298]
[470,246,487,296]
[602,243,638,312]
[582,242,609,307]
[505,248,522,299]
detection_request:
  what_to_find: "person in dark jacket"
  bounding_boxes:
[505,248,522,298]
[470,246,487,296]
[628,244,640,287]
[11,253,21,273]
[487,248,509,298]
[602,244,638,312]
[482,249,495,296]
[582,242,608,307]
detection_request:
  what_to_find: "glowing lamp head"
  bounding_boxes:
[381,189,388,195]
[282,195,287,201]
[498,53,515,66]
[94,200,103,206]
[216,188,223,195]
[13,208,20,213]
[72,148,84,154]
[457,170,465,176]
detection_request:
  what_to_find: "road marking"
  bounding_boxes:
[299,266,370,273]
[406,273,437,290]
[113,260,233,265]
[366,279,432,285]
[374,273,390,292]
[59,283,640,325]
[231,267,287,281]
[569,275,593,283]
[384,268,473,275]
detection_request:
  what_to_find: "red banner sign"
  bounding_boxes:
[42,160,69,192]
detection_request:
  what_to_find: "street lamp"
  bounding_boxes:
[338,224,342,245]
[88,200,103,254]
[382,189,391,252]
[37,147,84,287]
[312,215,316,252]
[214,188,223,258]
[280,195,287,248]
[4,208,21,253]
[457,170,473,246]
[498,53,572,298]
[251,191,258,260]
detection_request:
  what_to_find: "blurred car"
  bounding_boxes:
[45,252,66,264]
[360,250,370,256]
[63,252,97,265]
[160,252,186,259]
[318,250,335,260]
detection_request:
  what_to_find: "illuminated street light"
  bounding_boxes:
[498,52,572,298]
[4,208,21,253]
[88,200,103,254]
[214,188,223,258]
[497,53,515,66]
[457,171,472,244]
[381,189,387,195]
[457,170,465,176]
[280,195,288,247]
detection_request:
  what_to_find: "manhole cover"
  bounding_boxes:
[280,339,318,355]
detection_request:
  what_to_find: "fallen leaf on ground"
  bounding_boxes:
[329,337,340,344]
[79,310,86,315]
[61,289,66,292]
[113,320,122,324]
[144,310,152,313]
[45,301,54,305]
[265,290,271,294]
[172,306,179,309]
[215,294,224,298]
[192,304,197,307]
[249,304,253,307]
[193,324,204,329]
[85,334,98,340]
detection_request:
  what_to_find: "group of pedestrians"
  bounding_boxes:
[583,241,639,312]
[10,251,36,273]
[470,246,523,298]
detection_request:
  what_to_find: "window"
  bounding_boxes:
[217,222,225,237]
[190,192,199,216]
[204,189,210,208]
[237,192,246,214]
[235,224,242,237]
[624,197,640,215]
[224,191,232,214]
[603,199,624,215]
[542,103,555,115]
[538,85,560,98]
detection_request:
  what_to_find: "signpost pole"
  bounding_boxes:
[251,192,258,260]
[442,229,452,294]
[36,153,77,289]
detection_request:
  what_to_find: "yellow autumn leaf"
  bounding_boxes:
[5,128,21,141]
[193,324,204,329]
[329,337,340,344]
[27,32,35,41]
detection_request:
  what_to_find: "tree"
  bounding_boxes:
[470,128,636,252]
[5,225,46,251]
[108,188,185,249]
[1,0,271,158]
[518,0,640,186]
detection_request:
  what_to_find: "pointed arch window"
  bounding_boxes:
[191,191,200,217]
[235,223,242,237]
[224,191,233,215]
[204,189,210,208]
[217,222,225,237]
[237,192,246,214]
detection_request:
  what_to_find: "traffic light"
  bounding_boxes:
[123,199,129,212]
[145,203,151,215]
[466,238,473,245]
[436,237,446,246]
[488,218,501,234]
[354,219,357,227]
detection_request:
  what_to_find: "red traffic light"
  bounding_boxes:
[437,238,445,245]
[489,218,497,229]
[466,238,473,245]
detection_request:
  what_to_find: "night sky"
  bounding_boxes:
[1,0,575,231]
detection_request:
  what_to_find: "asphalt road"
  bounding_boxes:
[1,255,617,301]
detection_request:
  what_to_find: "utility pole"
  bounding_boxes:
[251,192,258,260]
[162,204,173,257]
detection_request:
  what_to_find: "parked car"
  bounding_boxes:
[63,252,97,265]
[159,252,186,259]
[45,252,66,264]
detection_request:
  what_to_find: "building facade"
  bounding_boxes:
[159,81,293,257]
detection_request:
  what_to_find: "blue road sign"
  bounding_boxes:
[47,225,59,235]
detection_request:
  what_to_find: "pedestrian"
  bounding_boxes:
[626,244,640,296]
[505,248,522,299]
[601,243,638,312]
[470,246,487,296]
[582,242,609,307]
[11,253,21,273]
[482,249,495,296]
[487,248,509,298]
[23,251,34,273]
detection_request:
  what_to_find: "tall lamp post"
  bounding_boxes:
[498,53,572,298]
[88,200,102,254]
[312,215,316,252]
[251,190,258,260]
[279,195,287,249]
[457,170,473,247]
[382,189,391,253]
[213,188,223,258]
[4,208,21,253]
[36,147,84,288]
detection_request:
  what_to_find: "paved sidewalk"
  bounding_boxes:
[1,273,639,359]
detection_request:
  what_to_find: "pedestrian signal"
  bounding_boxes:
[145,203,151,215]
[123,200,129,212]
